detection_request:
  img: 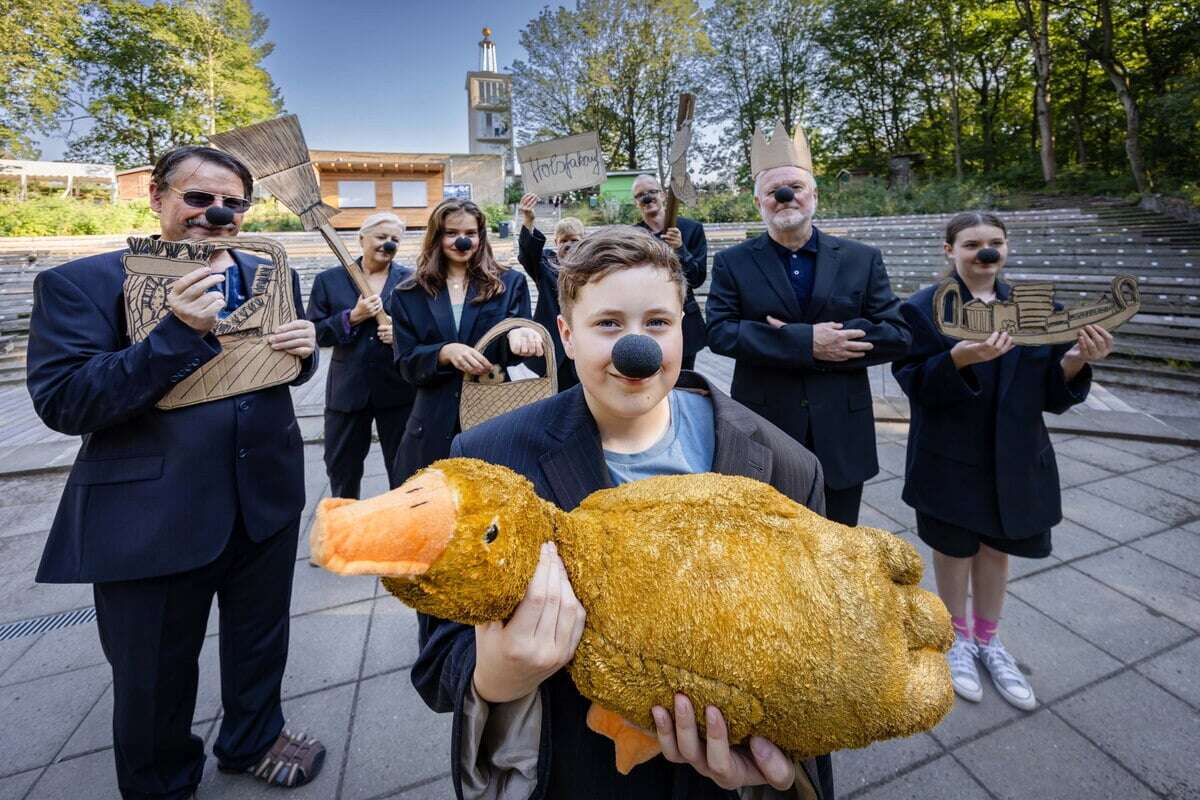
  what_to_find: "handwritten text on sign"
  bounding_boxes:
[517,132,605,195]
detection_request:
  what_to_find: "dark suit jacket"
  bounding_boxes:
[636,216,708,358]
[410,372,833,800]
[27,248,317,584]
[307,261,415,413]
[893,280,1091,537]
[516,226,578,390]
[390,268,531,481]
[705,229,911,490]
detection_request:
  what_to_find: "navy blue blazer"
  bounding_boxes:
[390,268,531,481]
[636,216,708,358]
[307,262,415,413]
[27,248,317,584]
[705,230,911,490]
[516,226,578,389]
[893,280,1092,537]
[411,371,832,800]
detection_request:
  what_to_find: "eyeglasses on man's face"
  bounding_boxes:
[635,190,661,205]
[166,184,253,213]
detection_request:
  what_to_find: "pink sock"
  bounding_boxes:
[951,616,970,640]
[973,614,999,645]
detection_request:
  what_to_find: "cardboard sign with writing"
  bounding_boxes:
[517,132,605,195]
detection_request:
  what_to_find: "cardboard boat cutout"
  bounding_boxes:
[933,274,1140,345]
[123,236,300,409]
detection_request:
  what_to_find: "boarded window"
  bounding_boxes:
[337,180,375,208]
[392,180,428,208]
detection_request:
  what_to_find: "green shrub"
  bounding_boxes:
[240,199,303,232]
[481,202,512,232]
[0,197,159,236]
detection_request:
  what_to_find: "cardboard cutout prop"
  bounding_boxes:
[933,274,1140,345]
[310,458,955,772]
[750,121,814,178]
[458,318,558,432]
[663,92,698,230]
[516,132,606,196]
[123,236,301,409]
[208,115,391,329]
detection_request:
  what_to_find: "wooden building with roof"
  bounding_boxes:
[310,150,504,229]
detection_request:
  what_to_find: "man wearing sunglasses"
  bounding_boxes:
[26,145,324,798]
[631,174,709,370]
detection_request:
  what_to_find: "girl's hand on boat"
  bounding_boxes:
[651,695,797,791]
[472,542,585,704]
[951,331,1014,368]
[1065,325,1114,364]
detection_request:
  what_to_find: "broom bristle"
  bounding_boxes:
[209,115,311,179]
[210,115,334,228]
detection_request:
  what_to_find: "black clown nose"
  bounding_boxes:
[205,205,235,226]
[382,240,398,254]
[453,236,473,252]
[611,334,662,379]
[977,247,1001,264]
[773,186,795,204]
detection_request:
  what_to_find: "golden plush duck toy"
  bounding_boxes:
[311,458,954,771]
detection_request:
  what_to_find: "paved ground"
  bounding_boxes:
[1,351,1198,799]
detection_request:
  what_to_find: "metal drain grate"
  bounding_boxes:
[0,607,97,641]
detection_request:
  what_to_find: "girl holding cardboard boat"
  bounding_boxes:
[892,211,1114,712]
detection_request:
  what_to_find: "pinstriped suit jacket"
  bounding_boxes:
[409,371,835,800]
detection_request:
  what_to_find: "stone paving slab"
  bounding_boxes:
[1136,638,1200,709]
[955,710,1160,800]
[0,356,1198,798]
[1055,671,1200,800]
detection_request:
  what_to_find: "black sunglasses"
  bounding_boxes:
[167,184,253,213]
[635,190,660,205]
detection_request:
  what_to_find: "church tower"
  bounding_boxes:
[465,27,514,179]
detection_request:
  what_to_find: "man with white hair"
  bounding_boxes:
[631,174,708,369]
[705,123,910,526]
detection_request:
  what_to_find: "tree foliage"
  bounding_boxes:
[511,0,1199,196]
[0,1,84,158]
[44,0,282,168]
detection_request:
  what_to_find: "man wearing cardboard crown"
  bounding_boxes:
[26,145,326,798]
[705,123,911,526]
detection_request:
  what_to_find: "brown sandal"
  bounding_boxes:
[220,728,326,788]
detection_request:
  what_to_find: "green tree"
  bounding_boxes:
[0,1,84,158]
[66,0,281,168]
[510,0,707,172]
[177,0,282,135]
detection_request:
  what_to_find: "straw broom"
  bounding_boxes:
[209,115,391,328]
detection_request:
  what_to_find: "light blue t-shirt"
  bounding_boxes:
[603,389,716,485]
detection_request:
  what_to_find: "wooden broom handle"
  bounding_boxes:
[662,92,695,232]
[317,221,392,328]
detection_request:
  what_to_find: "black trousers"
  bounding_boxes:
[824,482,864,527]
[324,402,412,497]
[93,518,299,800]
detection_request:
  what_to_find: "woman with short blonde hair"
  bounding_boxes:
[306,211,414,497]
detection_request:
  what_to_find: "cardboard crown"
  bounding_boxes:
[750,121,813,177]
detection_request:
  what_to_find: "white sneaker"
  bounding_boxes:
[947,636,983,702]
[977,637,1037,710]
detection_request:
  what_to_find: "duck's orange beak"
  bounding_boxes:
[310,469,457,577]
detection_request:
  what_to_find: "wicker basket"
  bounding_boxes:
[459,318,558,431]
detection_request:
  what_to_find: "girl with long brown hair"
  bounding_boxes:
[390,198,541,480]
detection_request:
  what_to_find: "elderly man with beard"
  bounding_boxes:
[705,124,910,526]
[26,146,325,798]
[631,174,708,369]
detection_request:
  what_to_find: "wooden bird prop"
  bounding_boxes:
[311,458,954,771]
